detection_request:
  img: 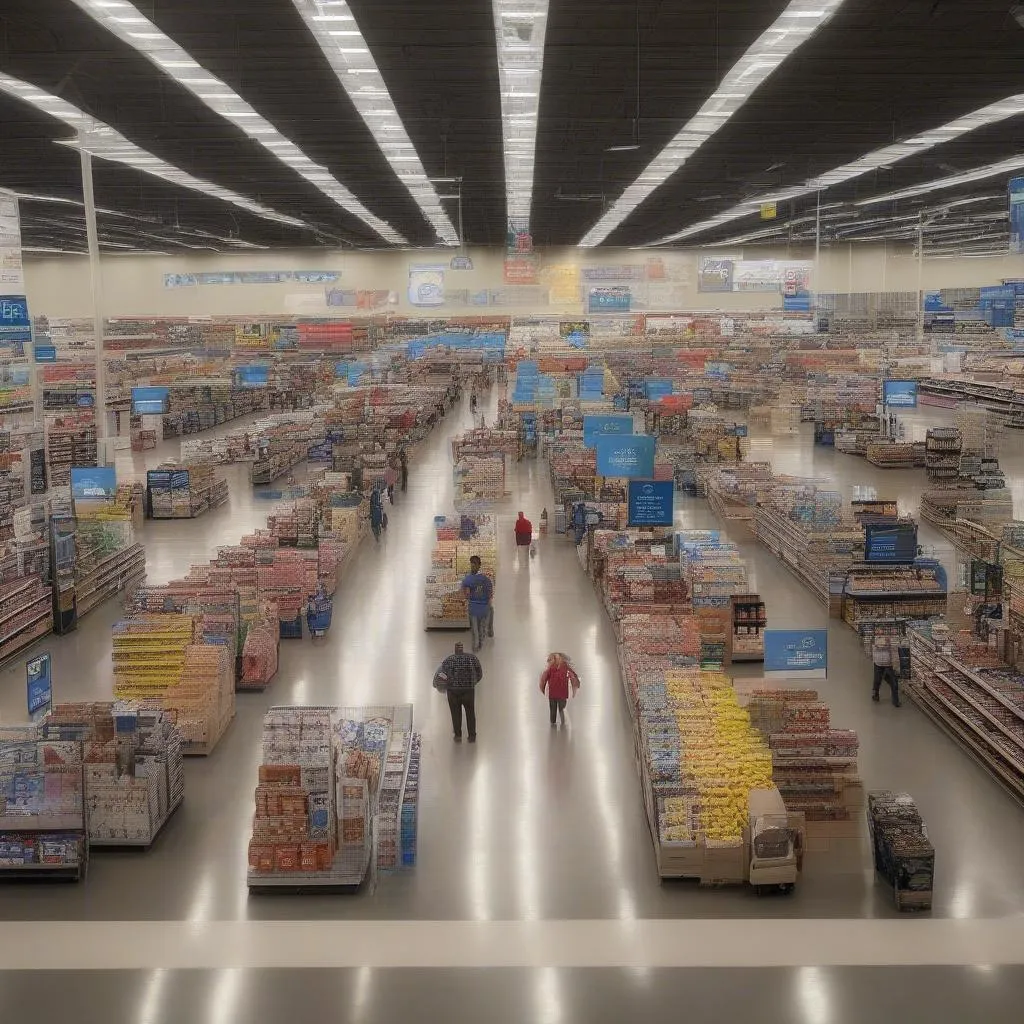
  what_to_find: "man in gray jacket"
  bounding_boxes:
[434,641,483,742]
[871,637,900,707]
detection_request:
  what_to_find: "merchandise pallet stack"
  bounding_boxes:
[698,462,773,528]
[925,428,962,482]
[424,513,497,630]
[0,723,87,881]
[41,702,184,848]
[842,565,947,636]
[906,620,1024,802]
[865,441,926,469]
[147,464,229,519]
[376,727,417,873]
[74,519,147,619]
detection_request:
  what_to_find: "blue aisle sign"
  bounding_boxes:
[764,629,828,673]
[235,364,269,388]
[33,344,57,363]
[1010,176,1024,254]
[27,652,52,718]
[583,414,633,448]
[70,466,117,499]
[627,480,674,526]
[131,386,170,415]
[595,434,656,477]
[883,380,918,408]
[588,286,631,312]
[644,378,673,400]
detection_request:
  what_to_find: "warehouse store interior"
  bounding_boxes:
[2,1,1024,1021]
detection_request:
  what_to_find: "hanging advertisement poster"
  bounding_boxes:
[594,434,656,477]
[583,414,633,448]
[1010,176,1024,254]
[407,264,446,307]
[450,255,474,270]
[883,380,918,408]
[0,294,31,352]
[697,256,736,292]
[504,255,538,285]
[588,286,631,312]
[764,629,828,675]
[543,264,581,305]
[0,189,24,289]
[627,480,674,526]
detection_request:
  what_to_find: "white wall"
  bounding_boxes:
[22,244,1024,320]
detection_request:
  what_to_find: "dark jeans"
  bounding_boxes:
[873,664,900,704]
[549,698,566,724]
[448,688,476,738]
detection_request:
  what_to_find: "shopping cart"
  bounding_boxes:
[306,594,334,638]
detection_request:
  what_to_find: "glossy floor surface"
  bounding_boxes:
[2,396,1024,1019]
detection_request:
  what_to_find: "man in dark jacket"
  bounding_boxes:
[434,641,483,742]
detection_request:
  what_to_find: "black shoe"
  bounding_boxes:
[468,735,476,743]
[871,692,880,702]
[893,700,901,708]
[453,734,462,742]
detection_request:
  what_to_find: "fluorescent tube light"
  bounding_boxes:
[651,92,1024,245]
[0,72,309,231]
[579,0,845,247]
[855,155,1024,206]
[67,0,405,244]
[492,0,550,231]
[290,0,459,245]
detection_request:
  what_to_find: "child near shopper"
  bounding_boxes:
[539,652,580,727]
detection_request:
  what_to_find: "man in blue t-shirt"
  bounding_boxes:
[461,555,494,652]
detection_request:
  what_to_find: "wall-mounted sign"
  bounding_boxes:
[33,344,57,363]
[760,202,778,220]
[27,652,52,718]
[764,629,828,674]
[1010,176,1024,255]
[588,286,631,312]
[234,365,270,388]
[131,386,170,415]
[71,466,116,499]
[450,255,474,271]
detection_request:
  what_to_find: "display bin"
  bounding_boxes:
[279,614,303,639]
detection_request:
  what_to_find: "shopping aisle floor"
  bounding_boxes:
[3,399,1024,1020]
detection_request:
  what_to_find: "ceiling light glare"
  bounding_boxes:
[855,154,1024,206]
[67,0,405,243]
[652,91,1024,245]
[492,0,550,230]
[291,0,460,245]
[579,0,844,246]
[0,71,310,231]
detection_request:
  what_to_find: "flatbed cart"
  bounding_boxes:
[306,591,334,638]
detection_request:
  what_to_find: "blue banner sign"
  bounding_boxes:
[235,364,270,388]
[627,480,674,527]
[595,434,656,477]
[1011,176,1024,254]
[588,286,631,312]
[71,466,117,499]
[131,386,170,415]
[26,652,52,718]
[644,378,673,401]
[33,344,57,363]
[764,629,828,673]
[583,414,634,448]
[883,380,918,408]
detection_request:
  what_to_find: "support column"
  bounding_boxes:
[79,132,107,455]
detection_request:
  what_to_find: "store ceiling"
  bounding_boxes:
[0,0,1022,255]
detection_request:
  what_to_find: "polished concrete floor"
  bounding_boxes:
[2,396,1024,1017]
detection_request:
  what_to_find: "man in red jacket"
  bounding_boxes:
[514,511,533,563]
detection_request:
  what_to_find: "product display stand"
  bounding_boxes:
[424,513,496,630]
[147,464,229,519]
[867,791,934,911]
[0,724,88,881]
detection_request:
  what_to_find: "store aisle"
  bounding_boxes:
[3,400,1024,929]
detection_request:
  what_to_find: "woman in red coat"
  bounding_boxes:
[514,511,533,563]
[539,652,580,727]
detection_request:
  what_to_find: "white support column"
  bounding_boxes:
[79,132,108,455]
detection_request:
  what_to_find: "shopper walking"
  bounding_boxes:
[369,482,385,543]
[385,453,399,505]
[514,511,533,563]
[398,446,409,493]
[871,636,901,706]
[539,652,581,727]
[461,554,493,651]
[433,641,483,742]
[469,389,478,415]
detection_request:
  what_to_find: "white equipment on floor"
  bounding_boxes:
[748,787,798,894]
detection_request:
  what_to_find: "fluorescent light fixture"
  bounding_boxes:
[291,0,459,245]
[855,155,1024,206]
[67,0,406,244]
[492,0,550,231]
[651,91,1024,246]
[579,0,844,246]
[0,72,309,231]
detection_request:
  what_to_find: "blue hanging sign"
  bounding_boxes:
[1010,176,1024,254]
[883,380,918,408]
[588,286,631,312]
[583,414,634,448]
[131,386,170,415]
[26,652,52,718]
[645,378,673,400]
[764,629,828,674]
[234,365,270,388]
[595,434,656,477]
[33,344,57,363]
[627,480,674,527]
[70,465,117,499]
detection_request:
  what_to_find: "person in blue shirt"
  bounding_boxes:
[369,482,385,542]
[461,555,493,652]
